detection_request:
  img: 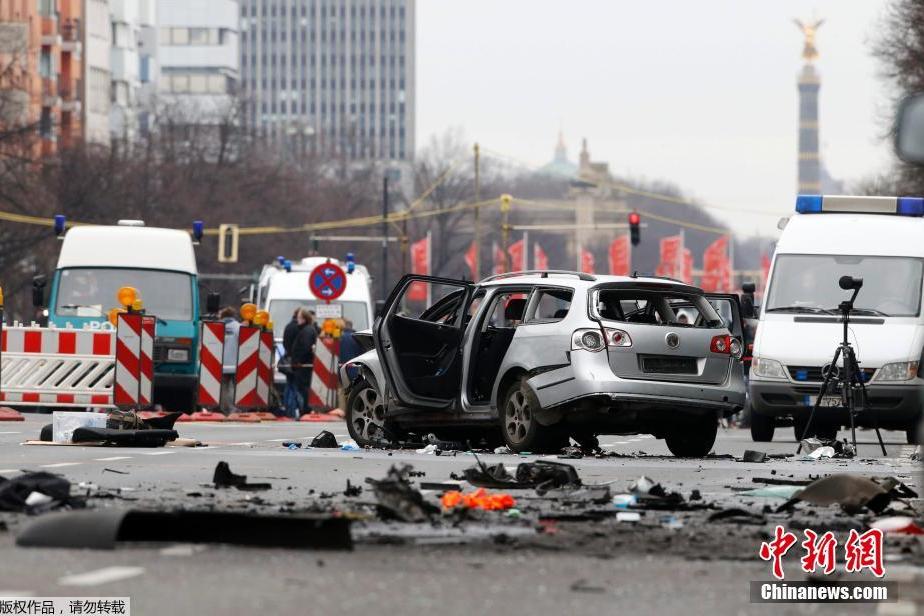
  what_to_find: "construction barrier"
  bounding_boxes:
[0,325,116,407]
[139,316,155,407]
[309,337,340,412]
[114,313,143,408]
[0,407,24,421]
[197,321,225,408]
[233,327,274,410]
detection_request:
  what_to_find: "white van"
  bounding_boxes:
[256,255,374,392]
[749,195,924,443]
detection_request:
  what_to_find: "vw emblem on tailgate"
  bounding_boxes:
[665,332,680,348]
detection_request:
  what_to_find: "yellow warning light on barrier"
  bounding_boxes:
[240,303,257,322]
[253,310,269,327]
[131,299,144,312]
[117,286,138,308]
[108,307,126,326]
[267,320,274,332]
[0,286,4,309]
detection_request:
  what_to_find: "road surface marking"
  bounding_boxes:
[0,469,20,474]
[41,462,81,468]
[94,456,132,462]
[228,442,256,446]
[142,451,176,456]
[0,431,21,435]
[58,566,145,587]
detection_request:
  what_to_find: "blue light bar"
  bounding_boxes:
[346,252,355,274]
[283,259,292,272]
[192,220,204,242]
[276,255,286,265]
[898,197,924,216]
[53,214,66,236]
[795,195,823,213]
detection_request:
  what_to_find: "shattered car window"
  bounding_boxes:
[528,288,573,322]
[396,282,467,323]
[595,290,723,328]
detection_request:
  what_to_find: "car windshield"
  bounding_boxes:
[766,254,924,317]
[594,289,723,328]
[268,299,369,337]
[55,268,193,321]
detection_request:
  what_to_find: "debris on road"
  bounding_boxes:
[0,472,84,513]
[340,439,360,451]
[16,509,352,550]
[440,488,516,511]
[738,485,802,499]
[366,464,438,522]
[742,450,767,463]
[310,431,339,448]
[870,516,924,536]
[778,474,895,513]
[213,462,271,491]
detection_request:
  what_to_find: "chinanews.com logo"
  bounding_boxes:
[750,525,897,604]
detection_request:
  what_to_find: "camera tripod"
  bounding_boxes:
[795,276,888,456]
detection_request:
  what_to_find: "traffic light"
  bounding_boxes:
[628,211,641,246]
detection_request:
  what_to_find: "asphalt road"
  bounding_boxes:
[0,412,921,616]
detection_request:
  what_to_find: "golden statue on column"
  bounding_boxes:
[794,18,824,63]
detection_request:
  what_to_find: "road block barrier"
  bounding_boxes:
[114,313,143,408]
[0,325,116,407]
[140,316,155,407]
[309,337,340,412]
[234,326,274,410]
[0,407,24,421]
[197,321,225,408]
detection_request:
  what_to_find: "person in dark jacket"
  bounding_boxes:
[281,309,301,417]
[290,308,317,414]
[339,319,363,381]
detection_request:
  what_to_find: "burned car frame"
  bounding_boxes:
[340,271,748,456]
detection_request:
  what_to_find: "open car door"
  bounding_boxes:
[374,275,475,410]
[704,293,744,339]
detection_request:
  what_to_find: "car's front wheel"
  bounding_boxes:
[750,411,775,442]
[665,416,718,457]
[346,380,387,447]
[500,377,562,453]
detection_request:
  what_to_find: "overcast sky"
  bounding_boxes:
[416,0,894,238]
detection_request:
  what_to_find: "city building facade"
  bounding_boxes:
[109,0,158,142]
[239,0,416,166]
[82,0,111,145]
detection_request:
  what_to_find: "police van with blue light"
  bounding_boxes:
[35,216,209,411]
[749,195,924,443]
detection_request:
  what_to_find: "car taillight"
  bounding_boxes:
[710,335,743,359]
[604,327,632,348]
[571,329,605,352]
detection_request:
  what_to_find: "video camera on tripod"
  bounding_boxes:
[796,275,888,456]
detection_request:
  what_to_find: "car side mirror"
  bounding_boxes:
[896,93,924,164]
[206,291,221,315]
[32,275,46,308]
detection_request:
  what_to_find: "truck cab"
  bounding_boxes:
[44,221,201,410]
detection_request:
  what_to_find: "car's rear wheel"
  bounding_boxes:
[907,427,919,445]
[665,416,717,457]
[346,381,387,447]
[500,377,562,453]
[750,411,775,442]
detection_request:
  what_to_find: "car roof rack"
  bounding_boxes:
[630,271,687,285]
[481,270,597,283]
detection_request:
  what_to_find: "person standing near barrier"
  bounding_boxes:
[291,308,317,415]
[281,308,301,417]
[219,307,240,414]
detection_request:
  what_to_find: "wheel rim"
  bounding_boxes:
[351,387,385,442]
[504,390,532,444]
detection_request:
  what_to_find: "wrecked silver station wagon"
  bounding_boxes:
[340,271,748,457]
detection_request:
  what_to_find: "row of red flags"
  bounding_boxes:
[409,235,771,294]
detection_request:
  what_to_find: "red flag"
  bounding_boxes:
[580,248,595,274]
[464,242,477,280]
[656,235,682,279]
[682,248,693,285]
[508,239,525,271]
[608,235,630,276]
[533,243,548,270]
[760,252,771,295]
[407,235,430,301]
[493,242,506,275]
[702,235,730,292]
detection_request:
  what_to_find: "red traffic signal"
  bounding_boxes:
[628,211,641,246]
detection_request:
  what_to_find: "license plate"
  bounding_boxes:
[803,395,841,408]
[642,356,697,374]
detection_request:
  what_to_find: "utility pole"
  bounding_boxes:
[473,143,481,279]
[501,194,511,272]
[381,175,389,301]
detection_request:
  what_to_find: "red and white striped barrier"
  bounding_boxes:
[139,316,155,407]
[257,331,273,409]
[197,321,225,408]
[309,337,340,411]
[0,325,116,407]
[234,326,263,409]
[114,313,142,408]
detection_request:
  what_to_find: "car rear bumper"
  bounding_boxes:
[526,359,747,415]
[749,378,924,429]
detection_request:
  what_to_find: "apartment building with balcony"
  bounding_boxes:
[109,0,158,142]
